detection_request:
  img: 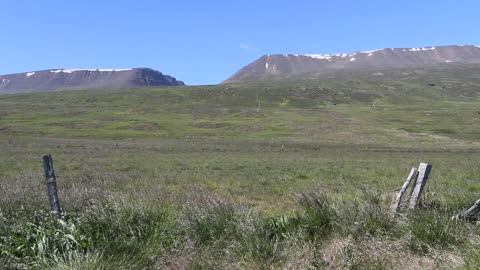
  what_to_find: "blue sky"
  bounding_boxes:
[1,0,479,85]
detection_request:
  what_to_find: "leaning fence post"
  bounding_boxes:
[392,167,417,212]
[43,155,61,215]
[460,199,480,220]
[409,162,432,209]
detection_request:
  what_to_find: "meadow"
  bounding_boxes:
[1,69,480,269]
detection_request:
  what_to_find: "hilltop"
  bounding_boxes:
[0,68,185,93]
[223,45,480,83]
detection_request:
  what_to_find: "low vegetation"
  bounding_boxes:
[1,71,480,268]
[1,188,478,269]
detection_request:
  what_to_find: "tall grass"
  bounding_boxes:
[1,189,477,269]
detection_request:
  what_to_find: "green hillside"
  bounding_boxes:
[1,69,480,269]
[1,66,480,146]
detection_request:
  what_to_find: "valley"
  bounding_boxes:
[1,65,480,268]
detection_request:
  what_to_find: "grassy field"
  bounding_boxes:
[1,70,480,269]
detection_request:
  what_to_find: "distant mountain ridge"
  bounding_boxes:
[223,45,480,83]
[0,68,185,93]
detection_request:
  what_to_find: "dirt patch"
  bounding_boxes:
[47,120,104,129]
[193,121,231,129]
[234,109,265,118]
[192,107,239,118]
[130,121,161,131]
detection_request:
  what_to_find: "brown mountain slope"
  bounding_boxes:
[0,68,185,94]
[223,45,480,83]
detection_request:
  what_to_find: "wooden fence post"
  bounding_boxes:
[43,155,61,215]
[392,167,417,212]
[460,199,480,220]
[409,162,432,209]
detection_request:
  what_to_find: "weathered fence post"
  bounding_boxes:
[43,155,61,215]
[409,162,432,209]
[392,167,417,212]
[459,199,480,220]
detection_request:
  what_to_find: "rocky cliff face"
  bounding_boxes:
[223,45,480,83]
[0,68,185,93]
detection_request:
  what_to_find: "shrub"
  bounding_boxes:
[297,193,334,242]
[189,202,239,245]
[0,209,89,269]
[78,200,177,259]
[238,216,297,269]
[407,209,463,253]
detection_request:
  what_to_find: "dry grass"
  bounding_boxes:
[1,76,480,268]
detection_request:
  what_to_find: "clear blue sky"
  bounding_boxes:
[1,0,479,85]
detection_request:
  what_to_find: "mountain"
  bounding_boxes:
[223,45,480,83]
[0,68,185,94]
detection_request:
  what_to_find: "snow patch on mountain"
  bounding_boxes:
[296,51,375,61]
[50,69,133,74]
[409,47,436,52]
[295,54,334,60]
[26,72,35,77]
[359,49,383,54]
[292,46,442,61]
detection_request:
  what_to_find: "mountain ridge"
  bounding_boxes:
[0,67,185,94]
[223,45,480,83]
